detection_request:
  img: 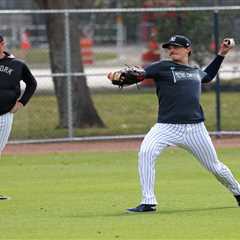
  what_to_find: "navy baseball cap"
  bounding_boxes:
[0,34,4,42]
[162,35,191,49]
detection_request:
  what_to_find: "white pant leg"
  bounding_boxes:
[183,123,240,196]
[138,123,184,204]
[0,113,14,153]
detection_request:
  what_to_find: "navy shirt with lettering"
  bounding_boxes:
[0,51,37,115]
[144,55,224,124]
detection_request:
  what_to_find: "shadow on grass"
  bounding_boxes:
[64,205,237,218]
[157,206,237,214]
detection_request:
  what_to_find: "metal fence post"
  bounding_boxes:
[64,11,73,138]
[213,8,221,134]
[116,1,124,61]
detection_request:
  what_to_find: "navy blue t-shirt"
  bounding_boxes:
[0,52,37,115]
[144,55,224,124]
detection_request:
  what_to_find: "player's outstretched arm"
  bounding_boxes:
[202,38,235,83]
[107,66,145,87]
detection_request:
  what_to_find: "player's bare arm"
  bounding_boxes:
[10,101,24,113]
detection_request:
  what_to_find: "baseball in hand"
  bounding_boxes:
[223,38,235,48]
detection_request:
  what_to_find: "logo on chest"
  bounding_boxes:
[0,65,14,75]
[171,67,201,82]
[175,71,194,79]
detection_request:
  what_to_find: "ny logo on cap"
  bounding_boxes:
[170,36,176,41]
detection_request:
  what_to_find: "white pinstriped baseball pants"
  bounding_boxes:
[0,113,14,154]
[138,122,240,204]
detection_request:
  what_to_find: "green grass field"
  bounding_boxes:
[11,48,117,67]
[10,91,240,140]
[1,148,240,239]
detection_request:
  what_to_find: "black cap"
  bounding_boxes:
[0,34,4,42]
[162,35,191,49]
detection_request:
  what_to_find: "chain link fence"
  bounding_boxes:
[1,6,240,143]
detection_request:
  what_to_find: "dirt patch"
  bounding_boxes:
[3,137,240,155]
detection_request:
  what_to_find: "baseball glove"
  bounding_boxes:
[108,65,145,87]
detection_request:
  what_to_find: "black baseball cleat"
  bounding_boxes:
[127,204,156,213]
[234,195,240,206]
[0,195,10,200]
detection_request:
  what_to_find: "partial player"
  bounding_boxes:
[0,33,37,200]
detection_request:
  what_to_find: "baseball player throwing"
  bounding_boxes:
[0,34,37,200]
[108,35,240,212]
